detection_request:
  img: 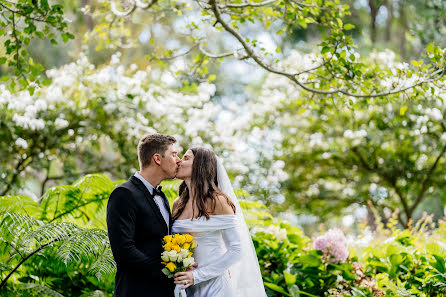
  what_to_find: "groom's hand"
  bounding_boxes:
[186,261,198,271]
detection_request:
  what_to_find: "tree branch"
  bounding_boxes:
[110,0,158,16]
[351,146,410,224]
[218,0,275,8]
[408,141,446,216]
[198,42,247,59]
[0,238,61,289]
[110,0,137,16]
[0,2,53,23]
[156,43,200,61]
[208,0,445,98]
[1,154,31,196]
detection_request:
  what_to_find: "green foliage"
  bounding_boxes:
[39,174,122,228]
[1,174,446,297]
[362,215,446,296]
[0,0,73,91]
[0,56,219,197]
[0,174,117,296]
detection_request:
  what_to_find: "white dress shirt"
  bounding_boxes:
[134,172,170,232]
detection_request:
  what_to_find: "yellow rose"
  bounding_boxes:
[163,235,173,243]
[191,240,196,248]
[185,234,193,243]
[183,243,191,250]
[163,242,172,251]
[171,237,177,245]
[189,252,193,257]
[172,245,181,253]
[177,235,186,245]
[165,262,176,272]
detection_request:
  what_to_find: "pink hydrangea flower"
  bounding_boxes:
[314,228,349,263]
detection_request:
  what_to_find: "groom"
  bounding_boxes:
[107,133,180,297]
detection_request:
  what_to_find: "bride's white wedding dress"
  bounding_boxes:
[171,157,267,297]
[171,215,241,297]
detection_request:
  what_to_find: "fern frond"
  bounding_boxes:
[0,195,41,217]
[0,209,114,288]
[73,174,116,197]
[161,179,182,204]
[89,246,116,280]
[39,186,76,221]
[20,222,80,251]
[239,200,268,210]
[56,228,110,265]
[0,211,44,242]
[40,174,116,225]
[18,283,66,297]
[80,290,108,297]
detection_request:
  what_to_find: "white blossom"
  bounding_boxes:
[15,138,28,149]
[55,118,69,129]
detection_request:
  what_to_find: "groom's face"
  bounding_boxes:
[159,144,180,179]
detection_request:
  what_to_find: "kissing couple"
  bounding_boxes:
[106,133,267,297]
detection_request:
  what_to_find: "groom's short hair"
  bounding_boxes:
[138,133,176,168]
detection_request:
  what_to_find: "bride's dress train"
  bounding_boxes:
[171,215,241,297]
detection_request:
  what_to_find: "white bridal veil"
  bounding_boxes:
[216,157,267,297]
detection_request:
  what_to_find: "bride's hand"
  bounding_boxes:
[186,261,198,271]
[174,271,194,289]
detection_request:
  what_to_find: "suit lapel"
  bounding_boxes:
[130,176,168,233]
[159,192,173,234]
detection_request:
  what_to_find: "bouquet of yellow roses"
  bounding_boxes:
[161,233,196,278]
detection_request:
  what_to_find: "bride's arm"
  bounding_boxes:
[191,194,241,284]
[191,226,242,285]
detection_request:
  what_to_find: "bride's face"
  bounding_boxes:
[176,149,194,180]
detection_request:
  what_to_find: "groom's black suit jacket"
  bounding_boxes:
[106,176,175,297]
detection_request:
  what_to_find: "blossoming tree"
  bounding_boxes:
[234,49,446,227]
[0,52,224,196]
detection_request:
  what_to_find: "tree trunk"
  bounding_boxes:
[82,0,94,31]
[385,0,394,42]
[366,203,377,231]
[369,0,379,43]
[399,1,407,59]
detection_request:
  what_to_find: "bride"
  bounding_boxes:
[171,147,267,297]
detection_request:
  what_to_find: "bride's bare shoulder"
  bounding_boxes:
[211,194,235,215]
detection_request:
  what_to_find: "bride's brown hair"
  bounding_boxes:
[172,147,236,220]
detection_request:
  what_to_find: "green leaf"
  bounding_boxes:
[344,24,355,30]
[298,254,322,267]
[432,255,446,273]
[208,74,216,82]
[264,282,290,296]
[426,42,434,53]
[321,46,331,54]
[399,106,408,116]
[336,18,343,28]
[389,253,404,266]
[341,269,357,281]
[283,271,296,287]
[411,60,423,67]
